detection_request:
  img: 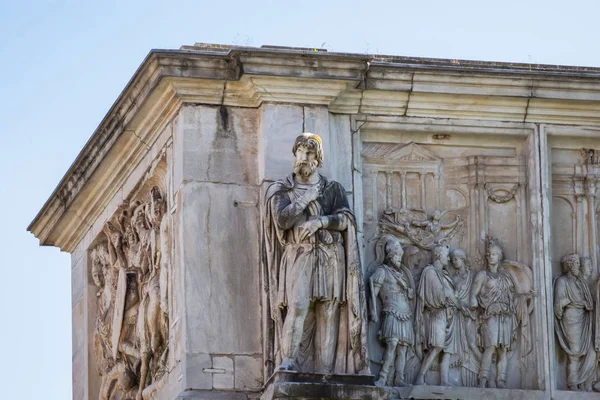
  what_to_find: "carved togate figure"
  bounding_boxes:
[263,133,369,376]
[554,253,596,391]
[414,244,457,386]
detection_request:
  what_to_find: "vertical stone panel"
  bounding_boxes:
[174,105,260,185]
[261,104,303,182]
[329,114,353,191]
[180,182,261,355]
[72,252,89,400]
[304,106,332,178]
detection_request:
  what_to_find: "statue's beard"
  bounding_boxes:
[293,160,318,178]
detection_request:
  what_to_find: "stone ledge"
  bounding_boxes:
[176,390,250,399]
[260,371,387,400]
[29,43,600,254]
[395,385,547,400]
[552,390,600,400]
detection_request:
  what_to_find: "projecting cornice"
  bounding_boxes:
[28,44,600,251]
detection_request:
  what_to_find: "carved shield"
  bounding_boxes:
[111,267,127,359]
[502,260,533,294]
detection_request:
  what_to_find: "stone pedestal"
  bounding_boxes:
[260,372,387,400]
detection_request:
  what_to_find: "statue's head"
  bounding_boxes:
[432,210,443,222]
[580,256,593,280]
[292,133,323,178]
[450,248,468,270]
[384,237,404,268]
[562,253,581,277]
[432,245,450,266]
[402,245,421,269]
[124,223,137,246]
[91,245,108,287]
[149,186,166,226]
[486,235,503,267]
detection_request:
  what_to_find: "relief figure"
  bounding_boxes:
[554,253,596,391]
[449,249,481,387]
[137,187,169,398]
[470,236,536,389]
[369,236,415,386]
[414,245,457,386]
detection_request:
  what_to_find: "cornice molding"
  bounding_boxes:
[28,45,600,252]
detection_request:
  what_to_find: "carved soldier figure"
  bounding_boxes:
[369,236,415,386]
[263,133,369,375]
[470,236,536,388]
[554,253,596,391]
[414,245,457,386]
[470,237,514,388]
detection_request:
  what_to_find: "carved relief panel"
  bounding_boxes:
[89,154,172,400]
[549,141,600,392]
[361,135,541,390]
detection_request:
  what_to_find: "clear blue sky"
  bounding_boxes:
[1,1,599,398]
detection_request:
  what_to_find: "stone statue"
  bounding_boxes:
[554,253,596,391]
[449,248,481,387]
[470,236,536,389]
[263,133,369,375]
[414,244,457,386]
[369,236,415,386]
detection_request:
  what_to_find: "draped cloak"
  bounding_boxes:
[415,265,458,354]
[554,275,596,386]
[452,269,481,386]
[477,270,517,349]
[263,174,369,377]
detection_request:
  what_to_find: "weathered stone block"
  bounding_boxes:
[175,105,260,185]
[329,113,353,190]
[261,104,303,182]
[234,355,263,391]
[71,255,85,307]
[185,352,212,390]
[212,356,234,389]
[179,182,261,355]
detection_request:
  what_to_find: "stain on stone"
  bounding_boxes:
[219,106,230,133]
[209,106,242,183]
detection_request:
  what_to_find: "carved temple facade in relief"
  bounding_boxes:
[27,44,600,399]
